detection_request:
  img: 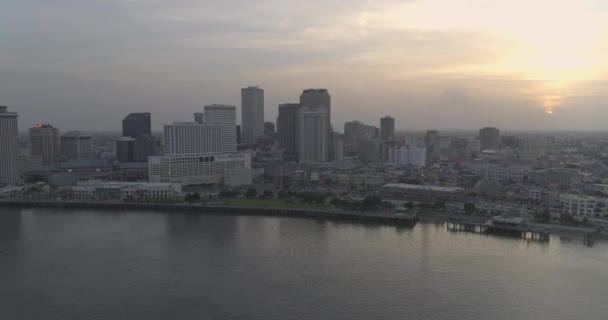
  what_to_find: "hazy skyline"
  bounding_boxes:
[1,0,607,131]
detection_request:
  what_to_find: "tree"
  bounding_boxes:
[534,208,551,223]
[464,202,475,215]
[245,187,257,199]
[559,214,577,226]
[434,199,446,209]
[362,195,383,208]
[404,201,414,209]
[219,190,239,198]
[192,192,201,201]
[261,190,274,199]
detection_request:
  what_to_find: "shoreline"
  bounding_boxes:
[0,200,419,226]
[1,200,604,242]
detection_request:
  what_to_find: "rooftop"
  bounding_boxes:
[382,183,465,192]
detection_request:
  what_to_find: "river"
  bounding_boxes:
[1,208,607,319]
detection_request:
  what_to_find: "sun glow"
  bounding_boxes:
[358,0,608,111]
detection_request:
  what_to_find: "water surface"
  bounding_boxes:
[1,208,607,319]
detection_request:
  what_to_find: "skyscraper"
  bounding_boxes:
[204,104,237,153]
[298,106,328,162]
[425,130,441,166]
[29,124,60,167]
[277,103,301,156]
[0,106,20,185]
[479,127,500,151]
[264,121,275,135]
[121,113,156,162]
[300,89,332,159]
[61,131,92,160]
[380,116,395,141]
[122,113,151,138]
[241,86,264,144]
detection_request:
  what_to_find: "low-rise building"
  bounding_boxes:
[554,193,608,219]
[468,163,530,182]
[71,181,182,200]
[381,183,467,201]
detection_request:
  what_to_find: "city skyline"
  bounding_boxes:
[2,0,608,131]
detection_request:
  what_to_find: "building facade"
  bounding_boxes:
[149,153,251,185]
[300,89,332,159]
[29,124,60,167]
[479,127,500,151]
[122,113,151,138]
[61,131,92,160]
[469,163,530,182]
[277,103,301,156]
[0,106,20,185]
[204,104,237,153]
[298,106,328,162]
[241,86,264,144]
[380,116,395,141]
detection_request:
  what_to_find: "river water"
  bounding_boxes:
[1,208,607,320]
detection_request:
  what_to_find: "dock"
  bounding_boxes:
[447,216,550,242]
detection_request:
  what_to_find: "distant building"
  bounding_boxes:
[333,133,344,161]
[469,163,530,182]
[115,137,136,163]
[61,131,92,161]
[358,140,380,164]
[29,124,60,167]
[298,106,328,162]
[149,153,251,185]
[162,122,222,155]
[300,89,332,159]
[241,86,265,144]
[264,121,275,135]
[236,125,241,144]
[479,127,500,151]
[133,135,159,162]
[0,106,20,185]
[425,130,440,165]
[277,103,301,157]
[388,144,427,167]
[122,113,151,139]
[344,121,377,143]
[380,116,395,141]
[194,112,205,124]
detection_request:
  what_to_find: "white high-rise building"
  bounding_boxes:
[61,131,93,160]
[298,106,328,162]
[0,106,20,185]
[241,86,264,144]
[29,124,60,167]
[388,145,427,168]
[149,110,251,186]
[204,104,236,153]
[163,122,222,155]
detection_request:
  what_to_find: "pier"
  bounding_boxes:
[447,216,550,242]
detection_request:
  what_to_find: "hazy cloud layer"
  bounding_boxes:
[1,0,607,131]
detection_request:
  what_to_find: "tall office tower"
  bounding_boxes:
[29,124,60,167]
[61,131,92,160]
[298,106,328,162]
[163,122,222,155]
[479,127,500,151]
[425,130,441,165]
[122,113,151,138]
[380,116,395,141]
[0,106,20,185]
[241,86,264,144]
[204,104,237,153]
[344,121,377,142]
[116,137,136,163]
[277,103,301,156]
[236,125,241,144]
[194,113,205,124]
[300,89,332,159]
[264,121,275,135]
[133,135,159,162]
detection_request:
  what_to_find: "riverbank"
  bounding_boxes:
[0,199,418,226]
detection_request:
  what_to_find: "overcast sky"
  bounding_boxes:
[1,0,607,132]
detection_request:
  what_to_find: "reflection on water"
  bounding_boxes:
[1,208,607,320]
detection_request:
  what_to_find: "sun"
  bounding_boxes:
[545,110,554,115]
